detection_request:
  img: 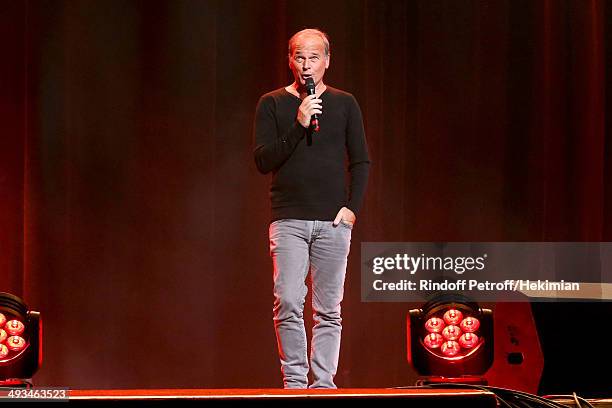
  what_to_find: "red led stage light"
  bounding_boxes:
[443,309,463,325]
[460,316,480,333]
[459,333,479,349]
[424,333,444,349]
[0,292,42,386]
[441,341,461,357]
[424,317,445,333]
[407,295,493,381]
[442,325,461,341]
[6,336,26,353]
[5,320,24,337]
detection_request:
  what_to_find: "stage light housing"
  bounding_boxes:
[0,292,42,385]
[408,295,493,379]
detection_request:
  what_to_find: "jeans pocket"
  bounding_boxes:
[339,220,354,230]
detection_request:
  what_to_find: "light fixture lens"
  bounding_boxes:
[459,332,480,349]
[5,320,25,336]
[460,316,480,333]
[425,317,445,333]
[0,344,8,359]
[0,313,6,327]
[442,324,461,341]
[6,336,26,352]
[441,340,461,357]
[443,308,463,325]
[423,332,444,349]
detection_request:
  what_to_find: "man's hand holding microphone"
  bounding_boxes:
[297,77,321,131]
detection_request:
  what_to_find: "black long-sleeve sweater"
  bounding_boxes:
[254,86,370,222]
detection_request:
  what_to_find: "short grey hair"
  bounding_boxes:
[288,28,330,57]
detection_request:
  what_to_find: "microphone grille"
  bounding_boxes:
[305,77,316,93]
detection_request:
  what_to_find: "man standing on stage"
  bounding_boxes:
[253,28,370,389]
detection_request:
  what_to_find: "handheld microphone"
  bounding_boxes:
[305,77,320,132]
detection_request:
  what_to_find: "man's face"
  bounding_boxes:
[289,35,330,88]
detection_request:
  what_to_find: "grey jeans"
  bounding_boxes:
[269,219,352,389]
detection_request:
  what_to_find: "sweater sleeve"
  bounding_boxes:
[345,95,370,215]
[253,94,306,174]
